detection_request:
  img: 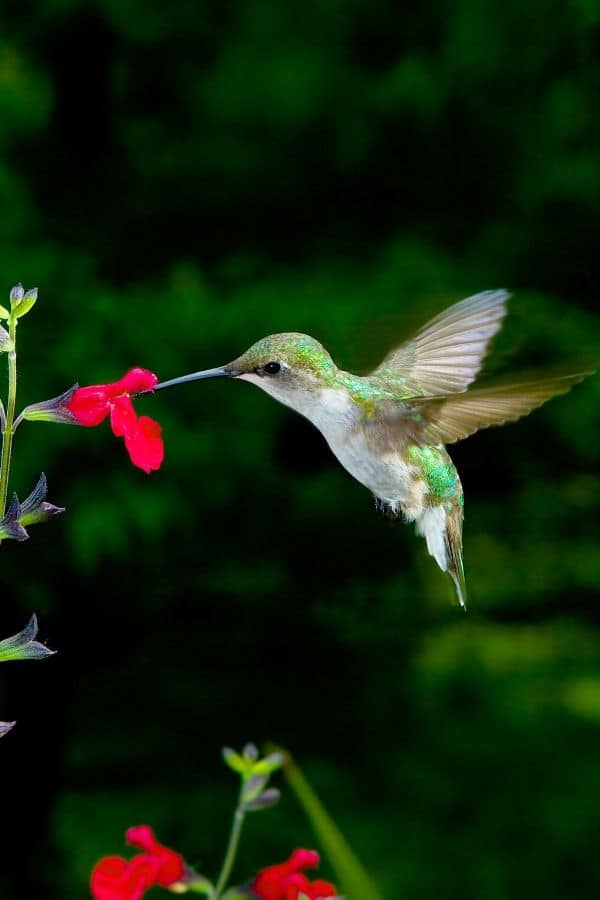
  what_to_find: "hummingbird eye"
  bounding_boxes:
[263,361,282,376]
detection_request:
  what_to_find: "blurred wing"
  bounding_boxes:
[373,290,509,395]
[414,372,592,444]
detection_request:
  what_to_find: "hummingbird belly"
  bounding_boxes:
[325,429,427,516]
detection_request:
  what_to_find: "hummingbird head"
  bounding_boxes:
[149,333,338,417]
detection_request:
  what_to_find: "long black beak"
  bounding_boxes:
[136,366,238,396]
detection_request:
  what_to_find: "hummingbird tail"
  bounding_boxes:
[445,508,467,610]
[415,504,466,609]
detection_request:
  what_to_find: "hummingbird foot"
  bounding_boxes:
[374,497,401,521]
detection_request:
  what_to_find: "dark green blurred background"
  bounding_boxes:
[1,1,599,897]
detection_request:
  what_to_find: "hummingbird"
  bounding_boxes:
[147,290,591,608]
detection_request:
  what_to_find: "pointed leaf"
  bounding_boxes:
[13,287,38,318]
[252,752,284,775]
[0,304,10,319]
[222,746,245,774]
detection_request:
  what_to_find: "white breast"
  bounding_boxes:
[310,389,420,510]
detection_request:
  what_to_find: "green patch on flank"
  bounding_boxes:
[407,444,461,502]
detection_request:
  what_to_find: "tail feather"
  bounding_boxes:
[445,506,466,609]
[415,504,466,608]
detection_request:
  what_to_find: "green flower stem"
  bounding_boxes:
[0,315,18,519]
[212,790,246,900]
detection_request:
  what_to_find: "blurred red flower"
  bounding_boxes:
[126,825,185,887]
[67,368,164,473]
[90,825,184,900]
[253,849,338,900]
[90,856,156,900]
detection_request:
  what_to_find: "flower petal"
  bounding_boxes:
[126,826,158,854]
[124,416,164,473]
[110,396,139,439]
[67,386,111,426]
[125,826,184,887]
[90,855,156,900]
[112,368,158,396]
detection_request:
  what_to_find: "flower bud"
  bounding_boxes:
[19,473,65,526]
[0,613,55,662]
[9,283,24,303]
[22,385,79,424]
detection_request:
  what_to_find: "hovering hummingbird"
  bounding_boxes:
[147,290,591,608]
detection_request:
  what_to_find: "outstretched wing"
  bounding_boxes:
[373,290,509,395]
[412,372,592,444]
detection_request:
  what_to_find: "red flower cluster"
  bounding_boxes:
[253,849,338,900]
[90,825,184,900]
[67,368,163,473]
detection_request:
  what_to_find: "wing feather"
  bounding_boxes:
[416,372,592,444]
[373,290,509,395]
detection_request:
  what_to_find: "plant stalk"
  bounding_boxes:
[0,315,18,519]
[212,793,246,900]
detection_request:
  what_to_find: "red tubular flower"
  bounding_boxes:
[90,855,157,900]
[67,368,164,473]
[90,826,185,900]
[126,825,185,887]
[253,849,338,900]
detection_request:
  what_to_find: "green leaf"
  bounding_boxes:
[280,749,383,900]
[13,287,38,318]
[0,304,10,319]
[222,746,245,774]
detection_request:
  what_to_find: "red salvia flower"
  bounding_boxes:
[253,849,338,900]
[126,825,185,887]
[90,855,156,900]
[67,368,164,473]
[90,826,184,900]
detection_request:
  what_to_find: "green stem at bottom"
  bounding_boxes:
[0,316,18,520]
[212,800,246,900]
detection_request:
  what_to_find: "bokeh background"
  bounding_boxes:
[1,1,599,897]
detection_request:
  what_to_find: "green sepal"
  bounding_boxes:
[18,473,65,526]
[0,613,55,662]
[0,721,16,738]
[0,493,29,541]
[0,304,10,319]
[22,385,79,424]
[13,287,38,318]
[243,787,281,811]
